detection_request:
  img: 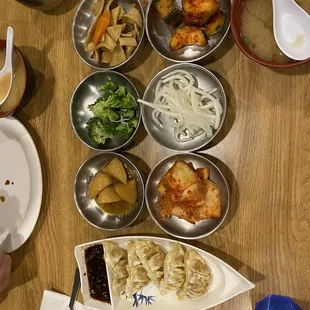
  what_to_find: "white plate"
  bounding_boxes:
[0,117,42,253]
[75,236,255,310]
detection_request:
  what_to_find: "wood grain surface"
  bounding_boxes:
[0,0,310,309]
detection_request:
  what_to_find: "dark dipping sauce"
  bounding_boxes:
[85,244,111,304]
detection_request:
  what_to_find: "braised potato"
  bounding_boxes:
[102,157,127,184]
[89,172,114,199]
[97,200,133,215]
[114,179,137,204]
[97,186,123,203]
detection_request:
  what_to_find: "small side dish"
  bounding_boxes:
[0,45,26,116]
[154,0,225,52]
[84,0,143,67]
[156,160,221,224]
[87,81,139,145]
[90,239,211,301]
[241,0,310,64]
[76,236,255,309]
[88,157,138,215]
[139,69,222,143]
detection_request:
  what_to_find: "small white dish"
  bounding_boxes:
[0,116,42,253]
[273,0,310,61]
[75,236,255,310]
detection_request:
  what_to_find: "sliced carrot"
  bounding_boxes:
[92,11,111,46]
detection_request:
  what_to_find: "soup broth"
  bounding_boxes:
[0,48,26,114]
[241,0,310,64]
[0,72,11,102]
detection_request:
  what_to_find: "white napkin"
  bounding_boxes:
[40,290,86,310]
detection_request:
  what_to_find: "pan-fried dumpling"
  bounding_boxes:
[135,240,165,288]
[177,249,211,300]
[161,243,185,291]
[103,241,128,296]
[125,242,150,297]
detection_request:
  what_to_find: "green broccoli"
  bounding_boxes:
[114,117,139,139]
[87,117,115,145]
[98,81,118,92]
[88,103,120,121]
[128,118,138,128]
[98,81,119,101]
[122,93,138,109]
[115,123,134,139]
[115,86,126,98]
[119,109,135,120]
[101,89,115,101]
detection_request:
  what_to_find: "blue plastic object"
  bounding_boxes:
[255,295,303,310]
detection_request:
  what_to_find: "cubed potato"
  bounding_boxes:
[102,157,127,184]
[114,179,138,204]
[97,186,123,203]
[88,172,114,199]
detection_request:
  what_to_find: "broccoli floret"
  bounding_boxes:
[101,89,115,101]
[114,117,138,139]
[88,102,120,121]
[89,95,123,111]
[87,117,115,145]
[98,81,118,92]
[119,109,135,120]
[98,82,119,101]
[122,93,138,109]
[115,86,126,98]
[103,94,125,108]
[115,123,134,139]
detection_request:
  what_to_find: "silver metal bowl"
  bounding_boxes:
[70,71,141,151]
[141,63,227,152]
[74,152,145,231]
[145,0,231,63]
[145,153,230,240]
[72,0,145,70]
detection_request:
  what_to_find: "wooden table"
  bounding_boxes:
[1,0,310,309]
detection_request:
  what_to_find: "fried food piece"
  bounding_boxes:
[154,0,183,26]
[196,168,210,181]
[156,160,205,203]
[204,10,225,36]
[177,249,211,299]
[198,180,221,218]
[182,0,219,21]
[169,26,207,51]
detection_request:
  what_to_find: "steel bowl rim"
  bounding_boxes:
[145,152,230,239]
[72,0,146,70]
[70,70,142,152]
[73,151,145,231]
[145,0,231,63]
[141,63,227,152]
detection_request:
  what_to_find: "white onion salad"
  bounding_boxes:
[138,70,223,143]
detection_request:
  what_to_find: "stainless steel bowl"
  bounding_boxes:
[70,71,141,151]
[146,0,231,63]
[72,0,145,70]
[141,63,227,152]
[74,152,145,231]
[145,153,230,240]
